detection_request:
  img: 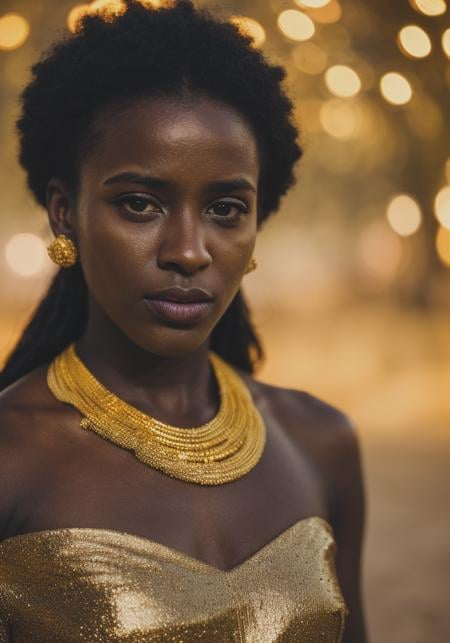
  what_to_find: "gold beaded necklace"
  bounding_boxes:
[46,343,266,485]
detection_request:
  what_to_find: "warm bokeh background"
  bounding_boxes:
[1,1,449,641]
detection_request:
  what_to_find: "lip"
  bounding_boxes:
[145,286,214,304]
[143,287,214,324]
[143,298,212,324]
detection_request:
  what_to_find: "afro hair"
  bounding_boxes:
[16,0,302,225]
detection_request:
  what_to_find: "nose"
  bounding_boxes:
[157,209,212,275]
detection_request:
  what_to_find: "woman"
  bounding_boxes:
[0,1,368,641]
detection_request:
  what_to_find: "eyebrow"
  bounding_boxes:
[103,172,256,194]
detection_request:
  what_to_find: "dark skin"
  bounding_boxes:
[0,95,368,642]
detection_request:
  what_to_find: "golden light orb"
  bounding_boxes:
[386,194,422,236]
[230,16,266,48]
[303,0,342,24]
[89,0,126,17]
[278,10,315,42]
[319,100,359,139]
[442,28,450,58]
[436,226,450,267]
[138,0,165,7]
[398,25,432,58]
[0,13,30,51]
[292,42,327,75]
[5,233,47,277]
[434,186,450,229]
[410,0,447,16]
[380,72,413,105]
[67,5,91,32]
[294,0,332,8]
[325,65,361,98]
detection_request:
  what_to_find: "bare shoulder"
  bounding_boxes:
[243,373,364,519]
[0,366,58,537]
[245,372,360,459]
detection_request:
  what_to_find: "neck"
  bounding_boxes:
[75,302,219,427]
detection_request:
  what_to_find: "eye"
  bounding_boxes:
[207,200,249,222]
[114,194,161,218]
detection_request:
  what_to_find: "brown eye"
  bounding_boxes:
[208,200,248,219]
[115,194,161,218]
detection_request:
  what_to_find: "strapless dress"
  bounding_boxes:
[0,515,348,642]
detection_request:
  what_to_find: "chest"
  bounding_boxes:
[16,398,329,571]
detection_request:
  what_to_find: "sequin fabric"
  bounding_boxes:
[0,516,348,642]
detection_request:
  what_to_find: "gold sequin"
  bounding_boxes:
[0,517,347,642]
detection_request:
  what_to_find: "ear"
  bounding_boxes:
[46,178,77,241]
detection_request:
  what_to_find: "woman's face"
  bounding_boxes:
[66,94,259,356]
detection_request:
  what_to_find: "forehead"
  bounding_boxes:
[81,95,260,182]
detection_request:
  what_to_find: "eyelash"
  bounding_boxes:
[113,194,249,224]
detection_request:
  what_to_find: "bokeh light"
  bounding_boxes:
[0,13,30,51]
[434,186,450,229]
[67,4,91,32]
[5,234,47,277]
[386,194,422,236]
[89,0,126,17]
[230,16,266,48]
[303,0,342,23]
[295,0,332,7]
[398,25,432,58]
[442,28,450,58]
[278,10,315,41]
[319,99,359,139]
[436,226,450,267]
[325,65,361,98]
[410,0,447,16]
[380,72,413,105]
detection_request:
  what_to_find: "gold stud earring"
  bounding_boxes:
[244,256,257,275]
[47,234,78,268]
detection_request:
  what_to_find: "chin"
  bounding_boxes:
[126,324,214,358]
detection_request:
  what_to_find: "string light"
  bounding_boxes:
[278,10,315,41]
[386,195,422,236]
[434,186,450,229]
[230,16,266,48]
[398,25,432,58]
[0,13,30,51]
[380,72,413,105]
[325,65,361,98]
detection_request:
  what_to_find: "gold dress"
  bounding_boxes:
[0,516,348,642]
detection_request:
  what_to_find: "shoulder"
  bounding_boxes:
[0,366,59,537]
[243,373,364,515]
[245,372,360,457]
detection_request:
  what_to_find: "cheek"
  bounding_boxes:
[77,206,151,307]
[211,225,256,297]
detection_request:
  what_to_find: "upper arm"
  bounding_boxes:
[0,404,33,541]
[326,415,369,643]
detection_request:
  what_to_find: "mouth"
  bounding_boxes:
[143,287,214,324]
